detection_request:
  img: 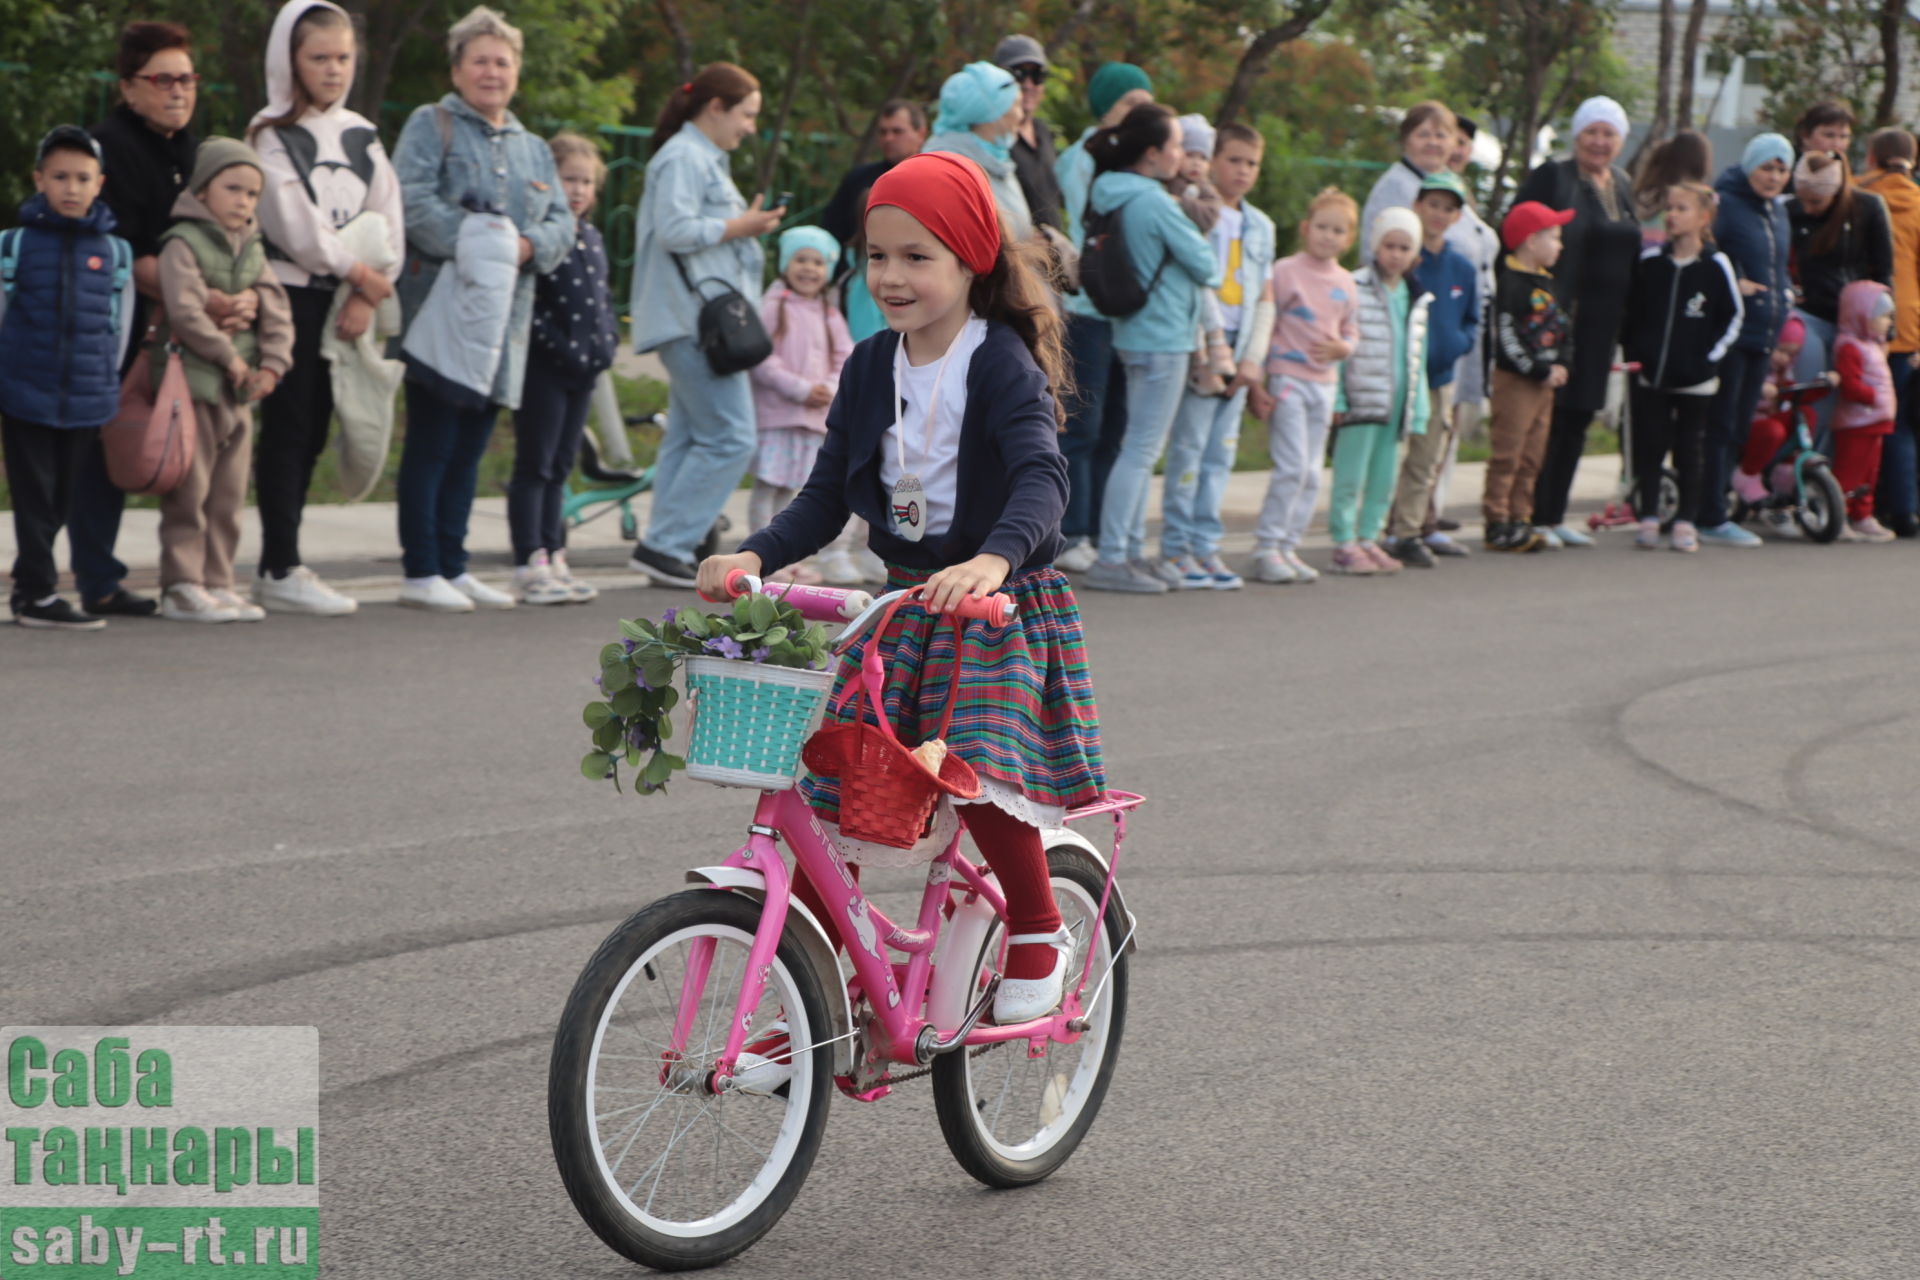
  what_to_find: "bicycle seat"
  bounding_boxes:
[578,433,644,486]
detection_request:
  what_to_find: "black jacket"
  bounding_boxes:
[1011,118,1063,232]
[819,159,891,249]
[91,103,197,373]
[738,321,1066,576]
[1622,244,1745,390]
[1492,254,1571,381]
[1787,188,1894,324]
[1513,157,1641,411]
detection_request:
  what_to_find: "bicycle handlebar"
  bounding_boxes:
[703,568,1015,628]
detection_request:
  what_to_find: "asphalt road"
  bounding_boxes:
[7,535,1920,1279]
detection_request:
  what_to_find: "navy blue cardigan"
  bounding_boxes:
[739,320,1067,575]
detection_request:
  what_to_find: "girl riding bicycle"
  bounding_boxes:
[697,150,1105,1026]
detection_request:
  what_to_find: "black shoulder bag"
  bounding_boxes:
[670,253,772,376]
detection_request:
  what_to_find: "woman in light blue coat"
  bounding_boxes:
[625,61,784,586]
[1081,103,1220,594]
[920,61,1032,242]
[390,4,574,612]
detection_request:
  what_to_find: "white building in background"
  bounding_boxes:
[1609,0,1920,147]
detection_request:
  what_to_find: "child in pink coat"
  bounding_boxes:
[749,225,853,582]
[1829,280,1899,541]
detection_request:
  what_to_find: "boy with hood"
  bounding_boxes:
[249,0,405,613]
[0,126,134,629]
[153,136,295,623]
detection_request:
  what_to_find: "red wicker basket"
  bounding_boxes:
[802,598,981,848]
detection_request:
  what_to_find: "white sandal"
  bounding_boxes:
[992,926,1073,1024]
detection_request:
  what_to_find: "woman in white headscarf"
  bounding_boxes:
[1512,95,1642,546]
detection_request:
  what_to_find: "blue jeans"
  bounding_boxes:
[397,380,500,580]
[1700,346,1772,527]
[1061,313,1128,544]
[1099,349,1188,564]
[1160,377,1247,559]
[643,336,757,562]
[68,432,128,600]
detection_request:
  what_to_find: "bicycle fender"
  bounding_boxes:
[685,866,855,1074]
[1042,828,1138,956]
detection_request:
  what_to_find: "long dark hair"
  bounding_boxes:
[1800,151,1859,258]
[1634,128,1712,220]
[1089,102,1176,175]
[964,214,1074,425]
[652,62,758,154]
[249,6,354,142]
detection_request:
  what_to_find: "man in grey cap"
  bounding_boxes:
[994,33,1062,231]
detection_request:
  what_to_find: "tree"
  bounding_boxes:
[1714,0,1897,134]
[1673,0,1709,129]
[1209,0,1338,129]
[1629,0,1676,172]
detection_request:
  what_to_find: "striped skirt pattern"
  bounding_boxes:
[800,564,1106,822]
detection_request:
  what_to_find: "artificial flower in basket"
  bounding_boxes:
[581,594,837,794]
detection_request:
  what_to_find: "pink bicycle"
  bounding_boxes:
[548,573,1140,1271]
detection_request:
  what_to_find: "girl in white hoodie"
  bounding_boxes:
[249,0,404,616]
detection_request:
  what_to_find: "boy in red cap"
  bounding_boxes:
[1482,200,1574,552]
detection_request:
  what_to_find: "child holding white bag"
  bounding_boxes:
[248,0,404,616]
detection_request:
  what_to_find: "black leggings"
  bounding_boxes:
[1629,384,1712,523]
[254,286,336,573]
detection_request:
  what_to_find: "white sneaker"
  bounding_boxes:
[450,573,515,609]
[161,583,238,624]
[1136,557,1187,589]
[1054,539,1098,573]
[254,566,357,616]
[397,576,475,612]
[515,552,573,606]
[208,587,266,622]
[817,548,864,585]
[1283,549,1319,583]
[1246,547,1296,584]
[549,550,598,603]
[1533,525,1564,549]
[992,927,1073,1024]
[854,547,890,584]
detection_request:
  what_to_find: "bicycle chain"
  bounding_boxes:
[864,1042,1004,1091]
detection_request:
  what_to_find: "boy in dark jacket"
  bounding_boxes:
[1483,201,1573,552]
[0,126,133,629]
[1389,170,1480,565]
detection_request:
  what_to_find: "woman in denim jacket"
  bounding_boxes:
[388,4,573,613]
[624,61,785,587]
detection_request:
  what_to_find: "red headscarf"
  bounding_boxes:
[865,151,1002,275]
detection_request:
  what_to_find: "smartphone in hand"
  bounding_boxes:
[771,191,795,211]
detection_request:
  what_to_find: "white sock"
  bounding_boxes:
[404,576,441,588]
[34,594,58,607]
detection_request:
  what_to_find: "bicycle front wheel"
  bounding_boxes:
[932,844,1130,1188]
[549,890,831,1271]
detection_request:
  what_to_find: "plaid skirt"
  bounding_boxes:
[801,564,1106,823]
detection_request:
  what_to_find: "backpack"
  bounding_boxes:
[1,226,132,336]
[1077,196,1167,318]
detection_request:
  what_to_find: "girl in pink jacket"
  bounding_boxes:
[1830,280,1899,541]
[749,225,853,582]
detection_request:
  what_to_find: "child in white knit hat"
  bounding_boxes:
[1171,113,1236,394]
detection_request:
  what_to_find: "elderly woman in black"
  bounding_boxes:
[1512,96,1643,547]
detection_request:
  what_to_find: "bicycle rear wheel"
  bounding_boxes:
[549,891,831,1271]
[931,844,1129,1188]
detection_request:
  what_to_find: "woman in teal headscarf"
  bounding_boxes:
[921,60,1033,240]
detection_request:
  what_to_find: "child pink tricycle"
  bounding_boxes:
[548,573,1140,1271]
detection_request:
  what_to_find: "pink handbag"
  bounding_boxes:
[102,332,195,496]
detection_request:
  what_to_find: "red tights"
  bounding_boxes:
[1831,430,1887,520]
[792,803,1063,980]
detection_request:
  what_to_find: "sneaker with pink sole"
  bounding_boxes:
[1359,540,1403,573]
[1850,515,1896,542]
[1328,544,1376,575]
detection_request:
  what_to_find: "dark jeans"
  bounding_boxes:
[1629,384,1711,522]
[1700,347,1772,528]
[1876,355,1917,526]
[255,286,336,574]
[1529,402,1595,527]
[509,358,594,563]
[1060,312,1128,543]
[4,416,92,607]
[397,379,499,580]
[68,429,128,601]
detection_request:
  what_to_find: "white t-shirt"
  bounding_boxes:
[878,315,988,539]
[1211,204,1246,332]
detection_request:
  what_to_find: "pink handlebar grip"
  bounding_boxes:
[947,592,1014,626]
[761,581,874,621]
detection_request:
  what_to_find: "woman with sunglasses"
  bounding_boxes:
[76,23,245,619]
[993,34,1063,233]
